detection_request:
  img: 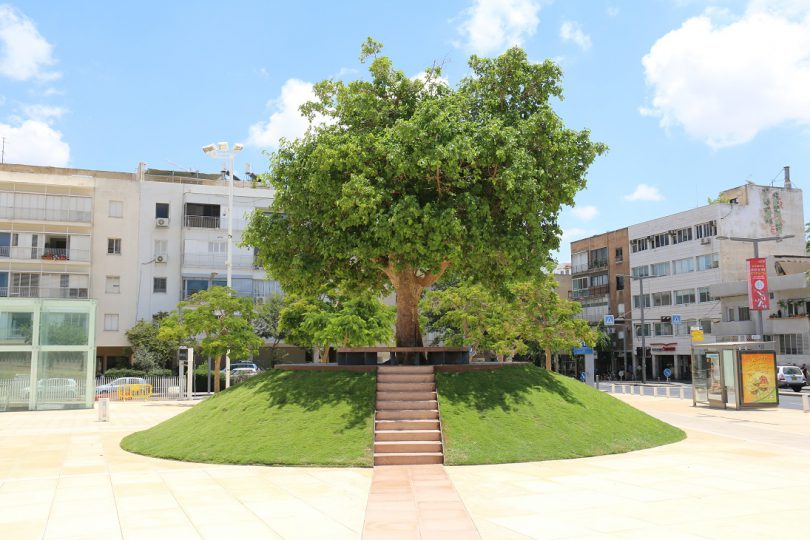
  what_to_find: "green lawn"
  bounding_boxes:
[436,364,685,465]
[121,369,376,467]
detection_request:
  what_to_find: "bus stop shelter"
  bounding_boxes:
[691,341,778,410]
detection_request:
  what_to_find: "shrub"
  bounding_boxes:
[103,368,146,378]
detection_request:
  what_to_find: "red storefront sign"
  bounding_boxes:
[747,257,769,311]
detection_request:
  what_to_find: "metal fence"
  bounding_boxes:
[94,376,181,400]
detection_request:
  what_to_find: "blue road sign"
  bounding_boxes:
[572,346,594,355]
[603,314,615,326]
[671,314,682,325]
[663,368,672,378]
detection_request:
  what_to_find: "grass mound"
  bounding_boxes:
[121,369,375,467]
[436,364,685,465]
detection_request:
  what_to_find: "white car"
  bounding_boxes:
[777,365,806,392]
[22,378,79,400]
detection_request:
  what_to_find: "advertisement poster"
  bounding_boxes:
[746,258,770,310]
[740,352,777,405]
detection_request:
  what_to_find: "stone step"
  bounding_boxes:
[376,391,436,401]
[378,366,434,374]
[375,419,440,431]
[376,400,438,411]
[376,382,435,392]
[376,410,439,421]
[374,452,444,466]
[377,374,434,383]
[374,441,443,453]
[374,429,442,442]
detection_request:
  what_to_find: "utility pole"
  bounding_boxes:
[1,137,6,164]
[638,274,647,384]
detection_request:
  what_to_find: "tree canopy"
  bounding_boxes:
[244,39,606,348]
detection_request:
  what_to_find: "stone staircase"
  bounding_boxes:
[374,365,444,466]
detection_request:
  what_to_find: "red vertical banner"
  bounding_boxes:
[747,257,769,311]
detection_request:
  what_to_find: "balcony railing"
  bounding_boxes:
[184,215,220,229]
[0,246,90,262]
[2,287,89,299]
[182,253,258,269]
[0,206,91,223]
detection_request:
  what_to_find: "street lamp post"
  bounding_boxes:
[716,234,795,340]
[202,142,244,389]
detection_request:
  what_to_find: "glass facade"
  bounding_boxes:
[0,298,95,412]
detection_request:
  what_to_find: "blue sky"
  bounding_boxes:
[1,0,809,262]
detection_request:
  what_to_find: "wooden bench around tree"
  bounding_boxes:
[336,347,470,366]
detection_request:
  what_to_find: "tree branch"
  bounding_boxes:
[417,260,450,288]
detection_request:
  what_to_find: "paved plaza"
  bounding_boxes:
[0,393,808,539]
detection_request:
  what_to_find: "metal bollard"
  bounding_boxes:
[653,386,658,397]
[802,394,809,413]
[680,387,685,399]
[666,386,671,398]
[97,397,110,422]
[610,384,615,393]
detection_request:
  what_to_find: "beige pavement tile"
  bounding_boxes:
[0,520,48,540]
[123,525,202,540]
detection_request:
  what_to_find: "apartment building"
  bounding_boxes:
[570,228,632,375]
[0,164,140,369]
[628,180,805,380]
[0,163,283,371]
[711,255,810,366]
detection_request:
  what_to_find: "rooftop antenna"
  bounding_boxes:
[1,137,6,164]
[166,160,197,173]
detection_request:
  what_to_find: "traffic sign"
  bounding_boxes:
[672,314,682,325]
[603,314,615,326]
[691,329,704,342]
[663,368,672,378]
[572,346,594,355]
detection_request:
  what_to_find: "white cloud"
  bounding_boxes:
[571,205,598,221]
[561,227,592,244]
[559,20,592,51]
[247,78,328,149]
[0,5,59,81]
[641,1,810,148]
[20,104,66,122]
[0,118,69,166]
[607,6,620,17]
[624,184,664,202]
[456,0,541,55]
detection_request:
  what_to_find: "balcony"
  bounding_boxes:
[0,246,90,262]
[571,260,609,275]
[184,215,220,229]
[0,206,91,224]
[182,253,258,269]
[2,287,89,299]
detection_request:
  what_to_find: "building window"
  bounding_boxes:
[572,251,587,274]
[726,308,736,322]
[651,233,670,249]
[104,314,119,331]
[633,294,651,309]
[652,291,672,306]
[105,276,120,294]
[631,265,649,278]
[651,262,670,277]
[156,203,170,219]
[654,322,673,336]
[153,277,167,293]
[631,238,648,253]
[590,273,608,287]
[634,323,651,337]
[695,220,717,239]
[671,227,693,244]
[738,306,751,321]
[696,253,719,271]
[589,247,608,269]
[698,287,712,303]
[572,277,588,299]
[616,275,624,291]
[108,200,123,218]
[615,247,623,262]
[672,257,694,274]
[154,239,168,257]
[674,288,696,305]
[107,238,121,255]
[60,274,69,288]
[777,334,806,355]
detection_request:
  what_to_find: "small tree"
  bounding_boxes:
[252,293,285,365]
[126,313,178,373]
[160,287,263,393]
[278,292,395,362]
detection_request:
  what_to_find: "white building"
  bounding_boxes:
[628,181,805,380]
[1,163,283,372]
[711,255,810,367]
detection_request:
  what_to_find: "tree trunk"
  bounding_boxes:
[544,347,552,370]
[213,354,221,393]
[393,273,423,365]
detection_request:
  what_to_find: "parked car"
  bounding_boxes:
[220,362,260,375]
[96,377,147,395]
[21,378,79,399]
[230,367,259,376]
[776,365,806,392]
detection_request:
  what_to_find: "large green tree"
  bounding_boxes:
[244,39,606,348]
[159,287,263,393]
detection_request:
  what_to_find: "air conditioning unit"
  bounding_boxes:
[156,218,169,228]
[700,238,711,245]
[155,254,168,263]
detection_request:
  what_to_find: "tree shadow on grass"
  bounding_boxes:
[437,365,582,412]
[235,369,375,431]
